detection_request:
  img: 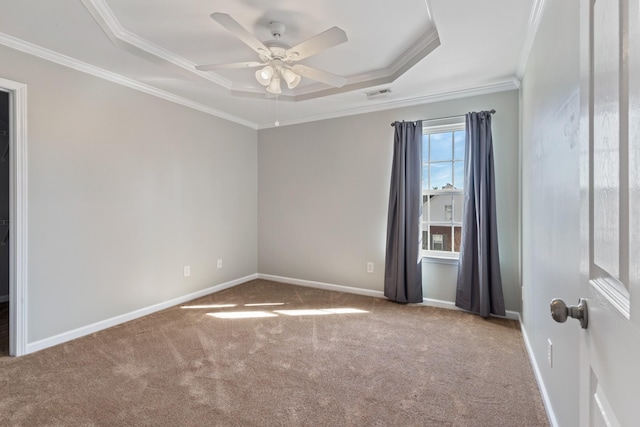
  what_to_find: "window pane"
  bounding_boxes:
[454,226,462,252]
[429,162,453,190]
[453,161,464,190]
[429,132,453,162]
[422,230,428,251]
[454,131,465,160]
[430,226,452,251]
[422,164,428,190]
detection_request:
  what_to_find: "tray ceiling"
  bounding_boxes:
[0,0,535,128]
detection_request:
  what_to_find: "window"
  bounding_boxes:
[421,121,465,258]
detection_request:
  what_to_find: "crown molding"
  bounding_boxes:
[0,32,258,129]
[80,0,231,88]
[257,78,519,129]
[388,27,441,78]
[516,0,547,79]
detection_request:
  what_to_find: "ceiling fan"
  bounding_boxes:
[196,13,349,95]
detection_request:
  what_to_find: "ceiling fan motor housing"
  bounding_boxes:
[268,21,285,39]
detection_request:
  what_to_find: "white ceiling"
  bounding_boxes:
[0,0,535,129]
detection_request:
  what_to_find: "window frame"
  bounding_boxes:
[421,120,466,260]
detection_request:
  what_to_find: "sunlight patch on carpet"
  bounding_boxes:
[244,303,286,307]
[205,307,369,319]
[207,311,278,319]
[181,304,237,309]
[274,308,369,316]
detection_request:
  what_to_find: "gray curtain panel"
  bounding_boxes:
[455,111,505,317]
[384,121,423,304]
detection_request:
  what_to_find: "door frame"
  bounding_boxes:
[0,77,28,356]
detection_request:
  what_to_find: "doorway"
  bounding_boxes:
[0,77,27,357]
[0,90,8,356]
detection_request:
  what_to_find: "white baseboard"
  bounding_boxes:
[257,274,385,299]
[520,321,558,427]
[25,274,258,354]
[419,297,520,321]
[257,274,520,320]
[0,294,8,303]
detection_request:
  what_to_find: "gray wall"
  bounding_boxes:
[258,90,521,311]
[0,45,258,343]
[520,0,581,425]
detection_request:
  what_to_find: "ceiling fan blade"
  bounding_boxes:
[292,64,347,87]
[286,27,347,61]
[196,61,265,71]
[211,13,271,57]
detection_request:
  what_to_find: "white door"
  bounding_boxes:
[577,0,640,425]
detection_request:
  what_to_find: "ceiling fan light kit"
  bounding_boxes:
[255,65,274,85]
[266,76,282,94]
[281,68,301,89]
[197,12,348,96]
[255,59,301,93]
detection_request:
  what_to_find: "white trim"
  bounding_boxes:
[419,297,463,311]
[518,70,524,313]
[516,0,548,79]
[422,256,459,266]
[25,274,258,354]
[257,273,519,320]
[0,77,28,357]
[0,32,256,130]
[422,121,465,134]
[257,274,385,299]
[79,0,231,88]
[258,79,519,129]
[418,297,520,321]
[0,295,8,303]
[520,321,559,427]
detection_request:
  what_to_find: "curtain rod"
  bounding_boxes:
[390,109,496,127]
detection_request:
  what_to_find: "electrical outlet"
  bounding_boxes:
[183,266,191,277]
[547,339,553,368]
[217,259,223,269]
[367,262,374,273]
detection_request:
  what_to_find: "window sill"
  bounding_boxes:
[422,255,459,266]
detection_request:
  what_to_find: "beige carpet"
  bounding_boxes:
[0,280,548,426]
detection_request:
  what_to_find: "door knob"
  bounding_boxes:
[550,298,588,329]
